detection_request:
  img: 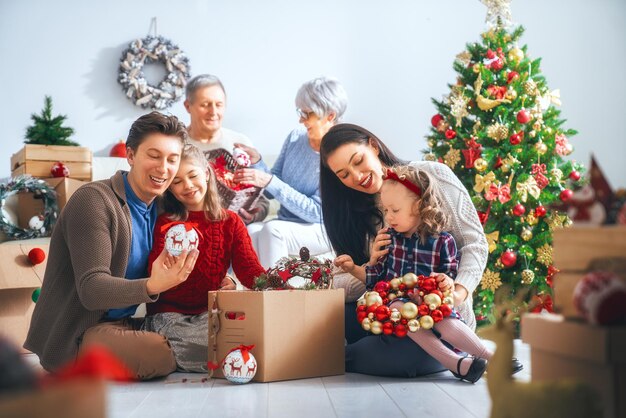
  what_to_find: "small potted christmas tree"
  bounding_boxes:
[11,96,92,181]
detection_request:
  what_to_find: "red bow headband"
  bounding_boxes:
[384,169,422,197]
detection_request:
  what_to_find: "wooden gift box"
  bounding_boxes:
[208,289,345,382]
[522,313,626,418]
[552,226,626,319]
[11,144,92,181]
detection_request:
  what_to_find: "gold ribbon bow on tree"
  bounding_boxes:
[538,89,562,110]
[474,171,496,193]
[485,230,500,253]
[516,177,541,202]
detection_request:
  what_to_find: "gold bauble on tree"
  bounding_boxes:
[535,140,548,155]
[427,138,437,148]
[505,89,517,101]
[550,168,563,182]
[474,158,488,172]
[473,63,481,73]
[524,79,539,96]
[521,269,535,285]
[529,130,537,138]
[424,153,437,162]
[521,227,533,241]
[508,47,524,63]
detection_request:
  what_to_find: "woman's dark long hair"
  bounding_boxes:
[320,123,405,265]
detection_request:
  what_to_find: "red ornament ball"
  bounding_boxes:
[382,322,394,336]
[507,71,519,84]
[560,189,573,202]
[375,305,391,322]
[574,272,626,325]
[394,324,408,338]
[569,170,581,181]
[109,140,127,158]
[509,132,523,145]
[534,205,547,217]
[445,129,457,140]
[50,161,69,178]
[516,109,531,124]
[28,248,46,265]
[512,203,526,217]
[500,250,517,268]
[431,114,444,127]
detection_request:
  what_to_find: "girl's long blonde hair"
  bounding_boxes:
[163,143,226,222]
[383,165,449,242]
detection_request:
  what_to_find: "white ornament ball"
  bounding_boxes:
[28,215,44,230]
[233,147,251,167]
[223,348,257,384]
[573,271,626,325]
[164,224,199,256]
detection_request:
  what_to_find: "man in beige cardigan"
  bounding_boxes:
[25,112,199,379]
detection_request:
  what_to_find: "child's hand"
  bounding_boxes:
[334,255,356,273]
[238,207,260,225]
[219,275,237,290]
[369,228,391,265]
[431,272,454,292]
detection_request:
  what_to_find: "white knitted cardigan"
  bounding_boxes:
[333,160,488,331]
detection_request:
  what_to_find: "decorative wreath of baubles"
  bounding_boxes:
[254,247,333,290]
[0,176,58,239]
[356,273,454,337]
[118,36,190,110]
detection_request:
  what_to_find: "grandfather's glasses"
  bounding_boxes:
[296,108,315,120]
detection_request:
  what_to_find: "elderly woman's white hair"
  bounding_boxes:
[295,77,348,122]
[185,74,226,102]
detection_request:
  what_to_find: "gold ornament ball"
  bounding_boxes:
[529,130,537,138]
[535,141,548,155]
[400,302,419,320]
[356,297,366,306]
[367,312,374,320]
[521,269,535,285]
[389,278,401,290]
[521,228,533,241]
[424,153,437,162]
[533,121,542,131]
[563,217,573,228]
[419,315,435,330]
[427,138,437,148]
[545,127,553,135]
[526,212,539,226]
[388,293,397,301]
[361,318,372,331]
[501,163,511,173]
[505,89,518,101]
[390,309,402,323]
[495,259,504,269]
[443,296,454,306]
[365,292,383,307]
[370,321,383,335]
[423,294,442,310]
[407,319,420,332]
[508,47,524,63]
[402,272,419,288]
[473,63,481,73]
[474,158,488,172]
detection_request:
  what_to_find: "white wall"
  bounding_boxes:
[1,0,624,187]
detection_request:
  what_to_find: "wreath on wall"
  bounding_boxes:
[117,35,191,110]
[0,176,58,240]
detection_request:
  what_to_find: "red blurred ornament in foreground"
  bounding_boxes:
[50,161,69,177]
[109,140,127,158]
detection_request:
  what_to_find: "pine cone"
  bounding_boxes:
[266,274,285,289]
[299,247,310,262]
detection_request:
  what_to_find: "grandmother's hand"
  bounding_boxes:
[233,143,261,164]
[234,168,272,188]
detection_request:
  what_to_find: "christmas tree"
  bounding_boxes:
[423,0,584,324]
[25,96,79,146]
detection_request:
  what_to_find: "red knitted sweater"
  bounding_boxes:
[147,210,264,315]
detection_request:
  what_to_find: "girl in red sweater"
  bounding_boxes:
[144,143,265,372]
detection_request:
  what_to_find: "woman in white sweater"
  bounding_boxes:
[320,123,490,377]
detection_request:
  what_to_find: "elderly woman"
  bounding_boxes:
[234,76,347,268]
[184,74,268,224]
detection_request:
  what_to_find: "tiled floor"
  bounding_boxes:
[59,339,529,418]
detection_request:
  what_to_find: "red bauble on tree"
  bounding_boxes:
[500,250,517,268]
[509,131,523,145]
[28,248,46,265]
[569,170,581,181]
[50,161,69,177]
[445,128,457,139]
[507,71,519,84]
[534,205,547,217]
[560,189,573,202]
[516,109,531,124]
[431,114,444,127]
[109,140,127,158]
[512,203,526,217]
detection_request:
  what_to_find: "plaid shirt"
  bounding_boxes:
[365,229,458,289]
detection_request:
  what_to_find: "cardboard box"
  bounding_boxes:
[208,289,345,382]
[17,177,87,227]
[11,144,92,181]
[0,378,106,418]
[522,313,626,418]
[552,226,626,319]
[0,238,49,352]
